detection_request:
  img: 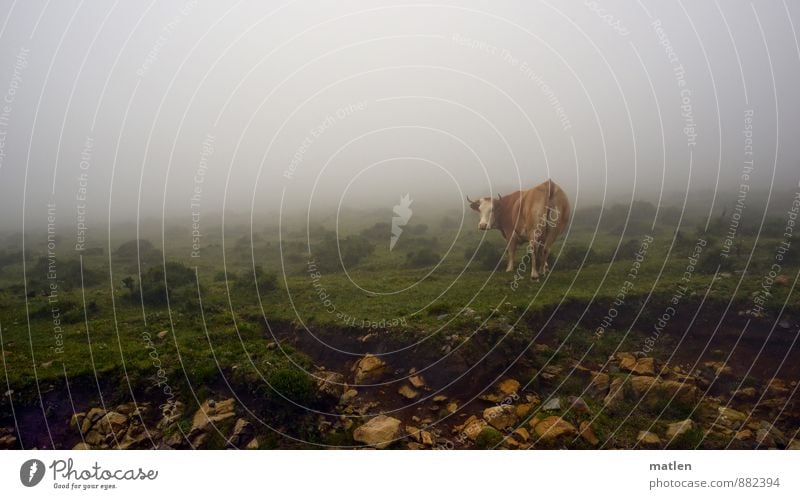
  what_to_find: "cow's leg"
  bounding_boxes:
[505,237,517,272]
[538,245,550,276]
[529,239,539,279]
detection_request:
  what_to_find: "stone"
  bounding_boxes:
[72,442,91,450]
[246,437,260,449]
[97,412,128,435]
[513,427,530,442]
[637,430,661,447]
[462,419,488,440]
[405,426,421,442]
[228,418,254,448]
[317,371,345,399]
[409,375,425,389]
[157,330,168,340]
[190,398,236,435]
[735,429,752,441]
[534,416,577,440]
[732,387,758,402]
[567,396,590,414]
[445,402,458,414]
[0,434,17,449]
[421,431,434,446]
[542,397,561,411]
[432,395,448,402]
[660,380,698,405]
[603,377,626,410]
[630,376,658,396]
[497,378,521,396]
[717,407,747,429]
[84,430,106,446]
[398,385,419,400]
[579,421,599,445]
[620,355,656,376]
[340,389,358,404]
[515,403,533,418]
[353,415,401,449]
[774,275,790,286]
[70,412,86,429]
[665,419,694,439]
[765,378,789,398]
[353,354,386,384]
[588,372,610,397]
[483,405,518,430]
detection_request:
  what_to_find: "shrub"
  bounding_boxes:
[474,427,504,449]
[406,248,440,268]
[465,243,504,270]
[268,368,315,406]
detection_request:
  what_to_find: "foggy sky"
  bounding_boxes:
[0,0,798,235]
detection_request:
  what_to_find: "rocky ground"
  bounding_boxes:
[1,342,797,450]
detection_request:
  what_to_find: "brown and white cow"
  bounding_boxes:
[468,179,570,279]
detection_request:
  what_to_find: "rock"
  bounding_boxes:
[317,371,345,399]
[84,430,106,446]
[756,421,785,448]
[619,355,656,376]
[774,275,790,286]
[352,354,386,383]
[463,419,488,440]
[409,375,426,389]
[483,405,518,430]
[340,389,358,404]
[70,412,86,429]
[542,398,561,411]
[405,426,421,442]
[787,439,800,450]
[660,380,698,405]
[578,421,599,445]
[157,330,168,340]
[398,385,419,400]
[735,429,752,441]
[534,416,577,441]
[603,377,626,410]
[353,415,401,449]
[637,430,661,447]
[665,419,694,439]
[513,427,530,442]
[432,395,447,402]
[765,378,789,398]
[732,387,758,402]
[588,372,610,397]
[630,376,658,396]
[420,431,434,446]
[445,402,458,414]
[497,378,520,396]
[567,396,590,414]
[72,442,91,450]
[228,418,254,448]
[245,437,259,449]
[515,403,533,418]
[717,407,747,429]
[0,434,17,449]
[41,361,53,368]
[190,398,236,435]
[97,411,128,435]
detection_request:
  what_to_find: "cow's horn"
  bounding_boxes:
[466,195,474,204]
[496,193,502,200]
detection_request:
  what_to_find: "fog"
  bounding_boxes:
[0,0,798,236]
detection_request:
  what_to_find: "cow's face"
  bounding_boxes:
[469,196,497,230]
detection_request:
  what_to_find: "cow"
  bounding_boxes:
[467,179,570,279]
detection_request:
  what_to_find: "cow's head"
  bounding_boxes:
[467,194,501,230]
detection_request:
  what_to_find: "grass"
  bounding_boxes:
[0,206,797,411]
